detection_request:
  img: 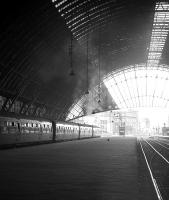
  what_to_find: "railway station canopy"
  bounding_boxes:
[0,0,169,121]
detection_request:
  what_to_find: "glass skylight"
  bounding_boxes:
[66,96,85,120]
[103,64,169,109]
[52,0,116,41]
[66,84,105,120]
[147,2,169,67]
[104,2,169,110]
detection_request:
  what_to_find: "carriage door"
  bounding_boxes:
[16,122,21,142]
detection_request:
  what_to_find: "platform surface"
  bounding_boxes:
[0,137,157,200]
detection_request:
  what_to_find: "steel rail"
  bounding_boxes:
[139,139,163,200]
[150,139,169,151]
[143,138,169,165]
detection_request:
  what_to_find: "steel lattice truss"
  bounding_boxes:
[52,0,152,44]
[52,0,121,42]
[104,63,169,109]
[66,83,115,120]
[0,1,75,121]
[1,0,169,121]
[147,2,169,67]
[66,1,169,118]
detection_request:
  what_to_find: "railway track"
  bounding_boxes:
[139,137,169,200]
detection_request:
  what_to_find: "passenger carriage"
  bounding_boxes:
[0,114,100,147]
[0,116,53,145]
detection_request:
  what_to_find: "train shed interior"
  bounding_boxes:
[1,0,169,200]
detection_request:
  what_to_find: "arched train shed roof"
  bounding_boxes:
[0,0,169,120]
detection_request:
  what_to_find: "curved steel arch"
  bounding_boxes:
[0,0,168,121]
[52,0,156,43]
[67,63,169,120]
[104,63,169,109]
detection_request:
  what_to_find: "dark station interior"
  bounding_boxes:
[0,1,169,200]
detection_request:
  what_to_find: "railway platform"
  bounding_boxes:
[0,137,158,200]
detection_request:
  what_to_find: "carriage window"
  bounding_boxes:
[7,122,10,126]
[36,124,38,128]
[26,123,28,127]
[43,124,45,128]
[31,123,34,127]
[12,122,15,127]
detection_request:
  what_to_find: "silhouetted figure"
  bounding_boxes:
[107,138,110,141]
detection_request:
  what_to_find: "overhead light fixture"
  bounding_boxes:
[69,68,75,76]
[69,33,75,76]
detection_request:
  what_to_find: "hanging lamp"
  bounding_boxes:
[69,33,75,76]
[98,26,101,103]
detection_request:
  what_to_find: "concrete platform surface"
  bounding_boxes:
[0,137,157,200]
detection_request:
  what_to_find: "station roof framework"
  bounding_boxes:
[103,63,169,109]
[0,0,169,121]
[103,1,169,110]
[147,2,169,67]
[66,1,169,119]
